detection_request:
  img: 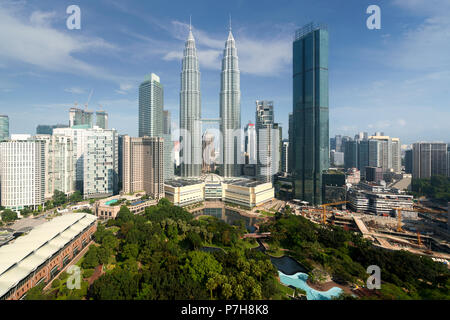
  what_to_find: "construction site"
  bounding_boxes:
[288,200,450,266]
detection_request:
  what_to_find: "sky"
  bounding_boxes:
[0,0,449,145]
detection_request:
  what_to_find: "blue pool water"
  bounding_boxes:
[105,199,118,206]
[278,271,343,300]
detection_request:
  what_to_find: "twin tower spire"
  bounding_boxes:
[180,18,241,178]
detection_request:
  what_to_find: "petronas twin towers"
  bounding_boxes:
[180,22,241,178]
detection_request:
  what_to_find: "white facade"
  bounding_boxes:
[0,139,45,210]
[244,123,257,165]
[255,101,279,182]
[35,134,75,199]
[53,126,118,199]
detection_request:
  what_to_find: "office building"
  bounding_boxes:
[282,140,289,173]
[36,124,68,135]
[180,26,202,177]
[118,134,125,191]
[292,23,329,205]
[163,110,171,136]
[256,100,277,182]
[0,115,9,141]
[162,111,174,181]
[244,122,257,165]
[220,25,241,178]
[344,139,358,170]
[122,135,164,199]
[139,73,163,138]
[0,138,45,211]
[164,175,274,209]
[405,149,413,174]
[412,142,448,179]
[366,166,383,184]
[288,113,294,173]
[331,150,344,167]
[347,182,413,216]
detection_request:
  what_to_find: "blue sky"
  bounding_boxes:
[0,0,449,145]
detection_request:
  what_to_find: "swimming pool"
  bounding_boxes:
[278,271,343,300]
[105,199,118,206]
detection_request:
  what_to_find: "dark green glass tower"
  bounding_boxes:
[292,23,329,205]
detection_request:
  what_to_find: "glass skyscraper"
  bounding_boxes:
[0,115,10,141]
[139,73,163,138]
[292,23,329,205]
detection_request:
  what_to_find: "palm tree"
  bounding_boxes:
[206,277,218,299]
[222,283,233,299]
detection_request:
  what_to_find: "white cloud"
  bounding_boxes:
[64,87,85,94]
[115,83,134,95]
[163,20,292,76]
[29,10,57,27]
[0,5,119,82]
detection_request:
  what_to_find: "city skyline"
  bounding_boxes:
[1,0,449,144]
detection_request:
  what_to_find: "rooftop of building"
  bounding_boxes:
[165,179,204,187]
[0,213,97,298]
[224,178,267,188]
[294,22,328,41]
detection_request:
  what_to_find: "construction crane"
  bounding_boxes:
[417,231,422,246]
[394,207,441,249]
[84,89,94,111]
[394,208,404,232]
[319,201,348,224]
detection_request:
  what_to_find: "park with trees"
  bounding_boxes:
[260,214,450,299]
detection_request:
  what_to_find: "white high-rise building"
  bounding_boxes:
[244,123,257,165]
[35,134,75,199]
[368,135,401,173]
[220,24,241,177]
[0,138,45,210]
[180,25,202,177]
[256,100,279,182]
[54,126,118,199]
[282,140,290,173]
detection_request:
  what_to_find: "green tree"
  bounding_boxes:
[222,282,233,299]
[121,243,139,261]
[69,191,83,203]
[235,284,244,300]
[183,251,222,284]
[206,277,219,299]
[53,190,67,206]
[1,209,18,223]
[116,206,133,224]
